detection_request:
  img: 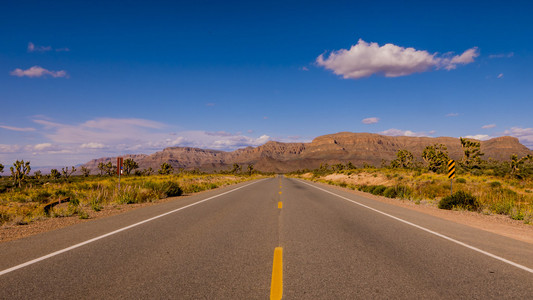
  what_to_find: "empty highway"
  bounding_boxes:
[1,176,532,299]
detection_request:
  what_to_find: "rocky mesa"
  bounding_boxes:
[81,132,533,173]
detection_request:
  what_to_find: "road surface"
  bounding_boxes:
[1,176,532,299]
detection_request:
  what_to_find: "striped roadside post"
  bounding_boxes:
[448,159,456,195]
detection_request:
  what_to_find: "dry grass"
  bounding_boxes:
[294,169,533,224]
[0,174,266,226]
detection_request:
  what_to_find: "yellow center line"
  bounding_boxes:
[278,201,282,209]
[270,247,283,300]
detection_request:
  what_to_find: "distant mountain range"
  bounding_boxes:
[80,132,533,173]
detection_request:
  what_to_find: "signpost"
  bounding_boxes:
[448,159,456,195]
[117,157,123,189]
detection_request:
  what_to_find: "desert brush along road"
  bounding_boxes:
[1,176,532,299]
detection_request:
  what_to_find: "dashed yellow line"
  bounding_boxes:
[270,247,283,300]
[278,201,282,209]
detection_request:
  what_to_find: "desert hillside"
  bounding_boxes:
[81,132,533,173]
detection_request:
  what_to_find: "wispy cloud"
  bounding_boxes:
[482,124,496,129]
[0,125,36,132]
[497,73,504,79]
[10,66,68,78]
[27,42,51,52]
[316,39,478,79]
[489,52,514,59]
[1,117,276,165]
[446,113,459,117]
[361,117,379,124]
[28,42,69,52]
[380,128,433,137]
[300,66,309,71]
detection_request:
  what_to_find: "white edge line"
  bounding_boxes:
[295,179,533,274]
[0,179,266,276]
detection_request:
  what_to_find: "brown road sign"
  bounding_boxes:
[448,159,456,179]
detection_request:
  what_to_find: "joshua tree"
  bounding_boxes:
[143,167,154,176]
[230,163,242,174]
[345,162,356,170]
[104,162,114,176]
[50,169,61,179]
[422,144,449,173]
[333,163,345,172]
[510,154,533,175]
[123,158,139,175]
[34,170,42,179]
[10,160,31,188]
[460,137,484,169]
[62,166,76,181]
[97,162,106,176]
[0,163,4,174]
[158,163,173,175]
[247,164,254,175]
[81,166,91,177]
[391,149,414,169]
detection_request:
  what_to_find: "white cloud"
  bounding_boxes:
[464,135,491,141]
[446,113,459,117]
[497,73,504,79]
[316,39,478,79]
[362,117,379,124]
[504,127,533,149]
[0,125,36,132]
[443,47,479,70]
[380,128,432,137]
[300,66,309,71]
[10,66,68,78]
[482,124,496,129]
[81,142,106,149]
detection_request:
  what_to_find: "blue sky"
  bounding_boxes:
[1,0,532,167]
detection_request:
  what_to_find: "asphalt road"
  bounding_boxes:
[1,176,532,299]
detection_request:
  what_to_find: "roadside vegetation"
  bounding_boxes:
[0,161,269,226]
[289,138,533,224]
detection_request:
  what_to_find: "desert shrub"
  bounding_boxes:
[370,185,387,196]
[456,178,466,184]
[438,191,480,211]
[33,191,52,203]
[162,181,183,197]
[489,181,502,188]
[396,185,413,199]
[339,182,347,188]
[383,187,397,198]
